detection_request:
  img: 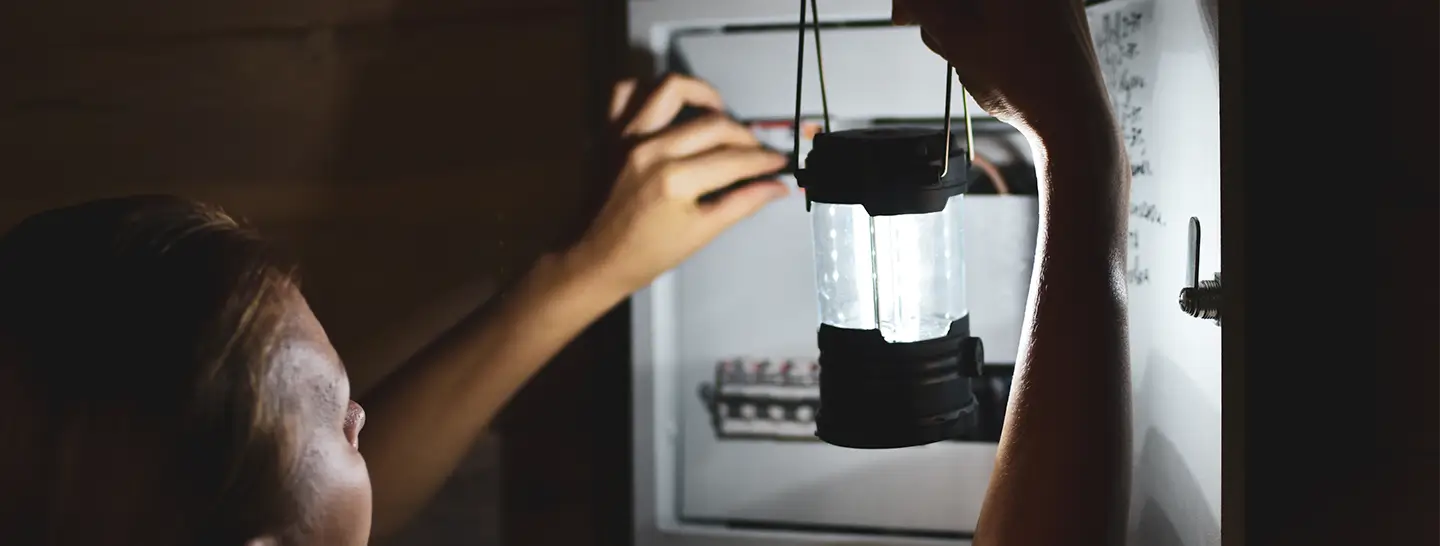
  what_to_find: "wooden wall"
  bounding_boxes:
[0,0,630,544]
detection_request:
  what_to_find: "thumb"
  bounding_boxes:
[699,180,789,234]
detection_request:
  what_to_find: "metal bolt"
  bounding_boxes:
[1179,217,1222,326]
[1178,273,1222,325]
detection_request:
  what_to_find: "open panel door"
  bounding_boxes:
[1089,1,1223,544]
[630,1,1223,544]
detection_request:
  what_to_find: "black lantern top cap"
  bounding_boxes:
[797,127,975,217]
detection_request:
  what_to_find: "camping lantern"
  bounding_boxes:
[791,0,985,449]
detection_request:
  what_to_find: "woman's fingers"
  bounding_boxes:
[650,146,787,201]
[628,113,761,170]
[699,179,790,232]
[580,75,790,294]
[609,79,639,122]
[622,74,727,137]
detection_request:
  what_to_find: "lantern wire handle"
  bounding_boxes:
[794,0,973,181]
[961,79,976,164]
[940,66,976,179]
[941,66,953,178]
[793,0,806,163]
[809,0,832,133]
[794,0,833,164]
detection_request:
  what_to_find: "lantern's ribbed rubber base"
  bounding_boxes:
[816,399,979,449]
[813,317,985,450]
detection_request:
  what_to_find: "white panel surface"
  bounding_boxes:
[1091,1,1223,545]
[674,27,991,121]
[631,1,1223,545]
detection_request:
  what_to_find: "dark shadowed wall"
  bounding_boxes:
[0,0,631,544]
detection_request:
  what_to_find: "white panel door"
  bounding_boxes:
[1090,1,1223,545]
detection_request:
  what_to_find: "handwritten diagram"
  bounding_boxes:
[1091,0,1161,286]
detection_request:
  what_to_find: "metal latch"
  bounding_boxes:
[1178,217,1222,326]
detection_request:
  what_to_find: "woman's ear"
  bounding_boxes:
[246,537,279,546]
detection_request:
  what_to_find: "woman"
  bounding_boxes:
[0,0,1131,544]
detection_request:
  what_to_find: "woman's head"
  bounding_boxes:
[0,196,370,545]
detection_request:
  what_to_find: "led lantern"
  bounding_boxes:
[791,0,985,449]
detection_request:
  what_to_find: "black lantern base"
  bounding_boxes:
[815,316,985,449]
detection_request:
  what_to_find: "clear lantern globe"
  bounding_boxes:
[810,195,968,344]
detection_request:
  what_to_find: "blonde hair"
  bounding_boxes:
[0,196,303,545]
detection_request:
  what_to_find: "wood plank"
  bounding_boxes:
[496,337,602,544]
[0,18,589,201]
[498,0,631,543]
[0,0,581,46]
[0,165,594,227]
[324,20,590,184]
[0,25,596,232]
[0,36,342,197]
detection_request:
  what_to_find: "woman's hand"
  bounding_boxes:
[894,0,1112,137]
[570,75,790,295]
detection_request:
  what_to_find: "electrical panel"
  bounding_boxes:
[702,358,1013,444]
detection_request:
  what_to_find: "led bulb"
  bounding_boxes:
[810,195,968,344]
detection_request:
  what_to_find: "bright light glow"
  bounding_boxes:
[811,196,967,342]
[811,204,877,331]
[873,214,932,343]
